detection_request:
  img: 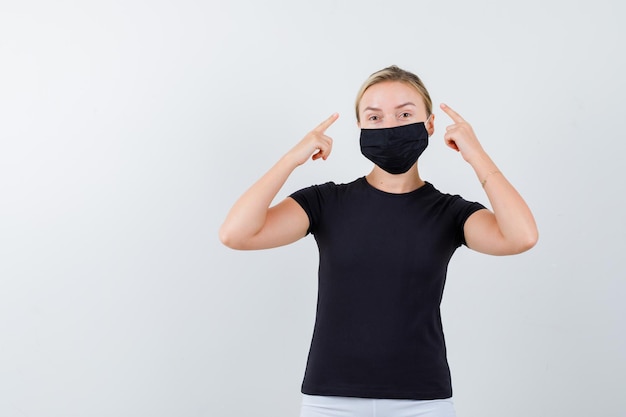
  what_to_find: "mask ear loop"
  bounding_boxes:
[424,114,433,136]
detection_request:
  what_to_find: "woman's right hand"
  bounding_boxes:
[219,112,339,250]
[286,113,339,166]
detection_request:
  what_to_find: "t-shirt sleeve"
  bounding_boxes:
[448,195,486,246]
[289,182,335,235]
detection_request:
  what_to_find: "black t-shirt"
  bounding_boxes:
[290,177,485,400]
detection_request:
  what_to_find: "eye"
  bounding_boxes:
[367,115,380,121]
[400,112,411,118]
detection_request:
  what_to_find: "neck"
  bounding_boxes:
[365,164,425,194]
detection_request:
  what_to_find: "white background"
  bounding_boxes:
[1,1,625,416]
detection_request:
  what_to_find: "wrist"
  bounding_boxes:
[278,152,302,171]
[466,149,492,169]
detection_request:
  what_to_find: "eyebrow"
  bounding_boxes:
[362,102,417,112]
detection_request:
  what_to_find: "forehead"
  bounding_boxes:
[360,81,424,109]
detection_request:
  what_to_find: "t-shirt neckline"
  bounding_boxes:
[359,176,432,197]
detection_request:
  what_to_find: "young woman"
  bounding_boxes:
[219,66,538,417]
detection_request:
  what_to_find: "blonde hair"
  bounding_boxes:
[355,65,433,122]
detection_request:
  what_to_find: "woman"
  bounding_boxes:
[219,65,538,417]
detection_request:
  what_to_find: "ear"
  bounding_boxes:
[426,113,435,136]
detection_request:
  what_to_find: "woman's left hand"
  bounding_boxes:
[439,103,538,255]
[440,103,485,163]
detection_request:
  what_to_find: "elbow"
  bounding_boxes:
[514,228,539,254]
[526,226,540,250]
[218,225,245,250]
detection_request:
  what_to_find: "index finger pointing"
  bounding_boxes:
[440,103,465,123]
[315,112,339,132]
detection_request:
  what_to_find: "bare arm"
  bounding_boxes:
[440,104,538,255]
[219,113,339,250]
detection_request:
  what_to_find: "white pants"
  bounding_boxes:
[300,394,457,417]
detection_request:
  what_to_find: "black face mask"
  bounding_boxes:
[359,120,430,175]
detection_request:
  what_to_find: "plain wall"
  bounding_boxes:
[1,0,624,416]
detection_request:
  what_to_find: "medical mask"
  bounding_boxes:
[359,119,430,175]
